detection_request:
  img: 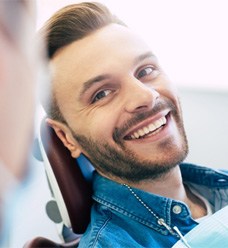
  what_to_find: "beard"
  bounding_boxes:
[72,98,188,183]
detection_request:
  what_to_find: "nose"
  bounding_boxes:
[124,78,160,113]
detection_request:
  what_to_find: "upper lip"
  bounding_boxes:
[123,110,170,139]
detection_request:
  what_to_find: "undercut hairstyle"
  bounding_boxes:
[39,2,126,123]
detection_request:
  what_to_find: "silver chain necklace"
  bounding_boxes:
[123,184,191,248]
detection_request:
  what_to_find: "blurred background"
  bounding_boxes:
[9,0,228,247]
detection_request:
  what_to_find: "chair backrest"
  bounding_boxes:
[38,118,93,234]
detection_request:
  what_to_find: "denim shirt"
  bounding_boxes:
[78,163,228,248]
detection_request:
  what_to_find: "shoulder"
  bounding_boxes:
[78,204,140,248]
[218,169,228,175]
[180,162,228,187]
[78,205,113,248]
[180,162,228,175]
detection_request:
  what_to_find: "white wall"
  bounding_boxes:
[180,88,228,169]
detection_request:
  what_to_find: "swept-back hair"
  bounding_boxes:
[40,2,125,122]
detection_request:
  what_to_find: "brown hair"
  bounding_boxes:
[40,2,125,122]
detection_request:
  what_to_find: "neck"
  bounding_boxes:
[129,166,185,200]
[100,165,207,219]
[123,166,207,219]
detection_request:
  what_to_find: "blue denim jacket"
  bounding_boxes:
[78,163,228,248]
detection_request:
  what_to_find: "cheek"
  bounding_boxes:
[73,110,117,141]
[92,114,116,138]
[157,79,180,109]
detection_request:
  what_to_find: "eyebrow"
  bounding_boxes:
[79,51,156,99]
[79,74,112,100]
[133,51,156,66]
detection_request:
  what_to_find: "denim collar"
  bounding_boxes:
[180,163,228,187]
[92,163,228,235]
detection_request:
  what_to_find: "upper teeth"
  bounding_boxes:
[130,116,167,139]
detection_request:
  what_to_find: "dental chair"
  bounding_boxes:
[24,118,94,247]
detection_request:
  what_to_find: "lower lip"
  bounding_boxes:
[127,113,173,143]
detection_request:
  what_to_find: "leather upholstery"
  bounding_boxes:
[40,119,93,234]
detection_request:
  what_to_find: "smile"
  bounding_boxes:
[124,115,167,140]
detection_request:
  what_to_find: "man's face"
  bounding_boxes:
[51,24,188,183]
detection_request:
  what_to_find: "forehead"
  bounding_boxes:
[51,24,152,98]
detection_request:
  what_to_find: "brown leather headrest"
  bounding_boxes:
[40,118,93,234]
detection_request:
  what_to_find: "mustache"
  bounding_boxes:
[113,99,177,144]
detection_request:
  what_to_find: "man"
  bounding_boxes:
[0,0,41,246]
[40,2,228,247]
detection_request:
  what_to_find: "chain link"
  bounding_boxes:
[123,184,191,248]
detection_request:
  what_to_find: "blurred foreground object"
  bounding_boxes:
[0,0,44,246]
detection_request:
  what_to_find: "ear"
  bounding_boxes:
[46,118,82,158]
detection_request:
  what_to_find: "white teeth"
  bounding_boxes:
[143,127,150,134]
[131,132,139,139]
[148,123,156,132]
[130,116,167,140]
[138,129,145,136]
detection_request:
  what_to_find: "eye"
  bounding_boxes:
[137,67,154,79]
[92,89,112,103]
